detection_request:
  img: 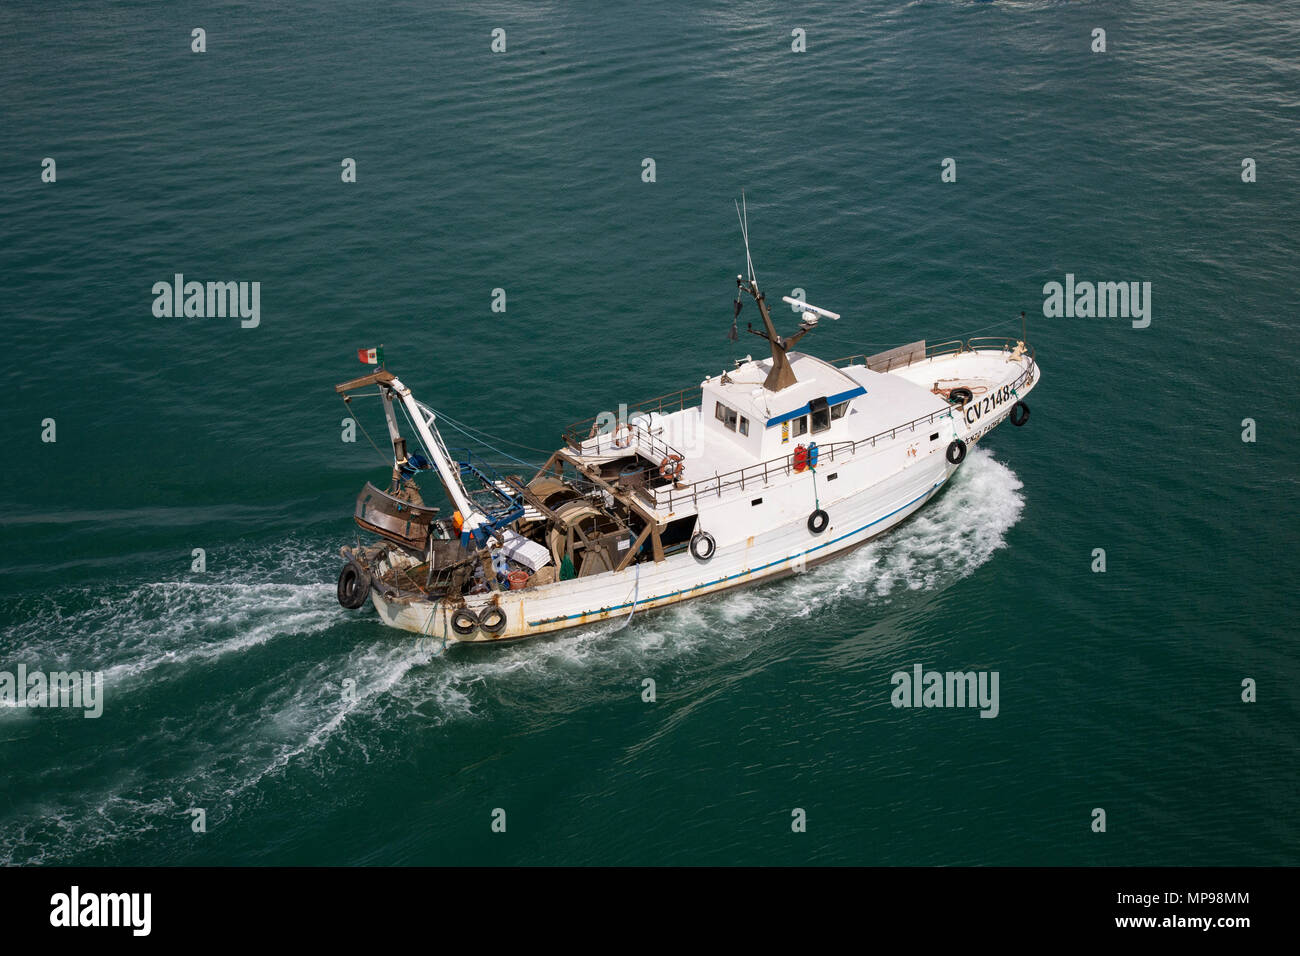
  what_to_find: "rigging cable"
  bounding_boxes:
[421,408,544,472]
[417,402,555,456]
[338,394,395,466]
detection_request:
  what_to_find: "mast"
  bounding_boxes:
[733,195,836,392]
[739,275,802,391]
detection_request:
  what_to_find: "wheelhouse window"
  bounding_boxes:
[739,416,749,436]
[715,401,738,431]
[810,397,831,433]
[831,401,848,420]
[791,415,808,437]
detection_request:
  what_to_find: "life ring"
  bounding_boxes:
[946,439,967,464]
[808,442,819,469]
[807,509,829,534]
[949,387,973,406]
[478,605,508,636]
[450,607,480,636]
[690,531,716,561]
[792,444,809,473]
[612,423,633,448]
[337,563,369,609]
[659,454,684,481]
[1010,401,1030,427]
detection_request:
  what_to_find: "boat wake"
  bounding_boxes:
[0,447,1022,864]
[1,540,340,690]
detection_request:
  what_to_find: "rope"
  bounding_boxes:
[616,558,642,631]
[339,395,394,465]
[931,381,988,401]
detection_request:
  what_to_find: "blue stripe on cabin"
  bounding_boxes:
[764,386,866,428]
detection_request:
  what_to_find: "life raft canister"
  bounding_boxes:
[792,444,810,473]
[660,454,684,481]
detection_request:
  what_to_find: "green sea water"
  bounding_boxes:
[1,0,1296,865]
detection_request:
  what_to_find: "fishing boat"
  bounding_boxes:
[333,213,1040,644]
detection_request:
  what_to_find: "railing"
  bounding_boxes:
[967,336,1034,357]
[644,336,1038,512]
[832,336,1034,373]
[571,423,686,471]
[563,386,701,449]
[645,403,959,512]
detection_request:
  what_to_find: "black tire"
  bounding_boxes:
[690,531,716,561]
[478,605,507,636]
[1010,400,1030,427]
[807,509,829,534]
[949,387,973,406]
[337,563,369,609]
[946,439,967,465]
[450,607,480,636]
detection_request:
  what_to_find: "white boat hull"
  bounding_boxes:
[373,458,951,642]
[359,342,1039,645]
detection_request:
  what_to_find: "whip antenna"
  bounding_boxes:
[735,192,757,285]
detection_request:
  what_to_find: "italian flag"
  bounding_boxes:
[357,346,384,365]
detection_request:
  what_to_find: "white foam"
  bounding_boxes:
[1,538,342,693]
[0,451,1024,864]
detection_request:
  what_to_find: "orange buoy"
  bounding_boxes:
[452,510,464,532]
[659,454,684,481]
[792,444,809,473]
